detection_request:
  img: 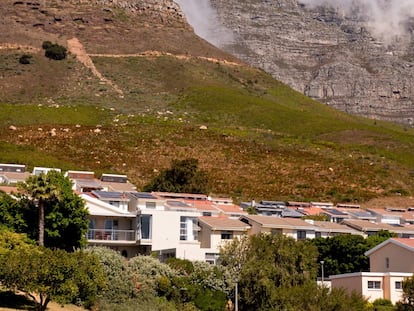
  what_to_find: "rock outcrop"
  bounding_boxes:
[209,0,414,126]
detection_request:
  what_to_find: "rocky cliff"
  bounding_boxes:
[206,0,414,126]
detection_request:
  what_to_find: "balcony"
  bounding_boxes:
[87,229,137,243]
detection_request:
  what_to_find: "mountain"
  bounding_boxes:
[208,0,414,126]
[1,0,414,205]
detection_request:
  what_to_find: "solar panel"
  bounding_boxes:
[325,209,347,216]
[133,192,157,199]
[92,190,123,199]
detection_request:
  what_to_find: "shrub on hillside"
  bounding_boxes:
[19,54,32,65]
[41,41,67,60]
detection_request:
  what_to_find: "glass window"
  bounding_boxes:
[368,281,381,289]
[180,216,198,241]
[140,215,152,239]
[315,232,322,238]
[386,257,389,269]
[297,230,307,240]
[395,281,402,290]
[221,232,233,240]
[146,201,156,209]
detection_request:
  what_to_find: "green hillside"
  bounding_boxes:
[0,0,414,204]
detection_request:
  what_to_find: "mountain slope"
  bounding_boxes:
[210,0,414,126]
[1,0,414,204]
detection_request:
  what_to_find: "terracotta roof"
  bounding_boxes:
[214,203,246,214]
[297,207,323,216]
[184,199,218,212]
[199,216,251,231]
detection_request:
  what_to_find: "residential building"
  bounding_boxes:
[331,238,414,304]
[342,219,414,238]
[240,215,316,240]
[100,173,136,192]
[198,216,251,264]
[66,170,103,193]
[311,220,362,238]
[321,208,350,223]
[82,193,138,258]
[32,167,61,176]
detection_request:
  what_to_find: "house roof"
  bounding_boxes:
[199,216,251,231]
[100,181,136,192]
[242,215,314,230]
[184,199,218,212]
[296,206,323,216]
[365,238,414,256]
[366,208,404,217]
[81,193,136,217]
[152,192,208,200]
[0,186,18,194]
[0,171,30,182]
[214,203,247,215]
[313,221,361,234]
[342,219,396,232]
[75,179,103,189]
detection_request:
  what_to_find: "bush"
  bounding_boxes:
[42,41,67,60]
[19,54,32,65]
[41,41,53,50]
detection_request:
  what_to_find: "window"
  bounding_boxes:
[386,257,389,269]
[368,281,381,289]
[315,232,322,238]
[221,231,233,240]
[202,212,212,216]
[395,281,403,290]
[297,230,307,240]
[146,201,156,209]
[271,229,282,235]
[180,216,199,241]
[140,215,152,239]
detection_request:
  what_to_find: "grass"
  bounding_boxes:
[1,0,414,203]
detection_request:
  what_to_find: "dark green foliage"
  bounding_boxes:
[42,41,67,60]
[397,274,414,310]
[41,41,53,50]
[0,245,106,311]
[220,234,370,311]
[19,54,32,65]
[312,231,395,277]
[143,158,209,194]
[2,171,89,251]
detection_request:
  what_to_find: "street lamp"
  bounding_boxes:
[320,260,325,286]
[235,278,239,311]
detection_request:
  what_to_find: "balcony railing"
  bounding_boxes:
[87,229,136,241]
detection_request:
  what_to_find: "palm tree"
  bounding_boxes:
[19,172,60,246]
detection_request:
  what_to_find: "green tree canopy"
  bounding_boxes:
[143,158,209,194]
[4,171,90,250]
[0,246,106,311]
[312,230,396,277]
[220,234,370,311]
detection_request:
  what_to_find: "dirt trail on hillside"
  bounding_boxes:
[89,51,242,66]
[0,43,40,52]
[67,37,124,97]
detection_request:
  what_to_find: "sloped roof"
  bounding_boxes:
[365,238,414,256]
[313,221,361,234]
[242,215,314,230]
[81,193,135,217]
[199,216,251,231]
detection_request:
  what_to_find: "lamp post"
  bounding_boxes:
[320,260,325,286]
[235,279,239,311]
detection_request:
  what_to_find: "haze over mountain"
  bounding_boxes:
[177,0,414,126]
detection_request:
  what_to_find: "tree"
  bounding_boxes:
[220,234,370,311]
[18,172,60,246]
[42,41,67,60]
[16,171,89,250]
[220,234,318,310]
[143,158,209,194]
[312,231,396,278]
[0,246,106,311]
[397,274,414,310]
